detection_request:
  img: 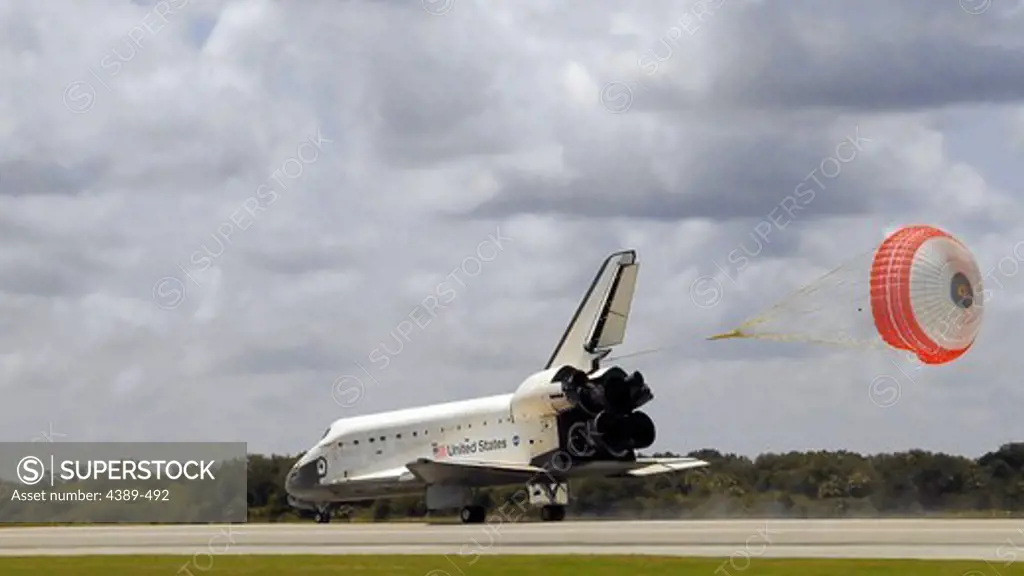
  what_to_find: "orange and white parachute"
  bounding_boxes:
[708,225,984,365]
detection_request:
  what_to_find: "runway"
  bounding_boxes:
[0,519,1020,559]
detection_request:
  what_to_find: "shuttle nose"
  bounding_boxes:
[285,462,302,494]
[286,450,326,496]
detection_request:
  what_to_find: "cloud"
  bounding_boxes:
[1,0,1022,460]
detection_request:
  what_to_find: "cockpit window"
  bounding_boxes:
[321,428,330,439]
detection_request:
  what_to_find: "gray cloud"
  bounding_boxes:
[703,1,1024,111]
[0,1,1021,460]
[0,161,98,197]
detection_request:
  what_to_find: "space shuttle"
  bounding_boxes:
[285,250,709,523]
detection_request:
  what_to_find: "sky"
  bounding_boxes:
[2,0,1024,459]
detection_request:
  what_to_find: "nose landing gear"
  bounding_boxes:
[313,503,352,523]
[314,506,331,523]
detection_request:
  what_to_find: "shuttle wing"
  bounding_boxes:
[550,456,710,478]
[546,250,639,373]
[404,456,709,487]
[617,457,710,477]
[345,466,418,483]
[406,458,548,487]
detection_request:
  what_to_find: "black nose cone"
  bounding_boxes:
[287,456,327,494]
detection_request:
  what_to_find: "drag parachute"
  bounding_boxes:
[708,225,985,365]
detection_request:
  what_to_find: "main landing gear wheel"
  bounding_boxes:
[459,505,486,524]
[540,505,565,522]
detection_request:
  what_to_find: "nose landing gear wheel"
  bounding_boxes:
[459,505,486,524]
[540,505,565,522]
[314,507,331,523]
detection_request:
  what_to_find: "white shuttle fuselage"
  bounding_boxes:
[286,250,709,523]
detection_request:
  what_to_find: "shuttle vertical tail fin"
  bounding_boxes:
[545,250,639,373]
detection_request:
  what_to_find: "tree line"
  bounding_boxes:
[247,442,1024,521]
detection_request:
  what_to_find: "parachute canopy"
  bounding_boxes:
[708,225,984,365]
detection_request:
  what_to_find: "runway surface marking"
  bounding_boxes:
[0,519,1019,559]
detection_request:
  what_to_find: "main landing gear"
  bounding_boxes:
[434,484,569,524]
[459,505,486,523]
[540,505,565,522]
[457,504,565,523]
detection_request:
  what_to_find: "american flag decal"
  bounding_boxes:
[432,442,447,458]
